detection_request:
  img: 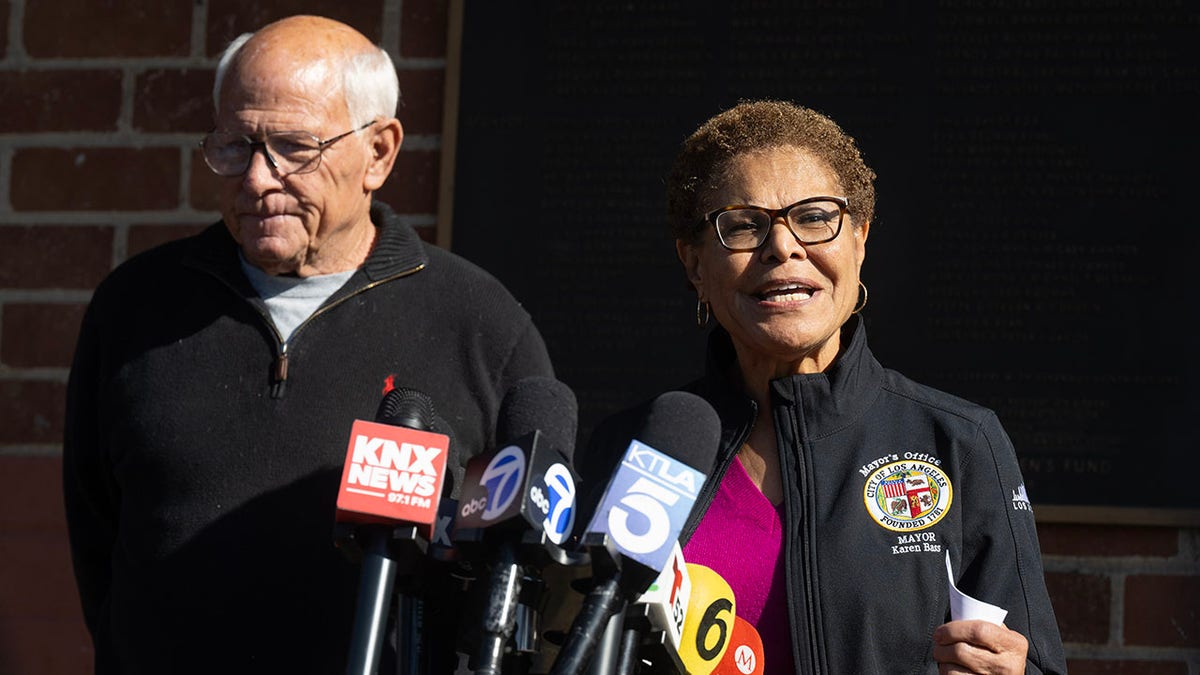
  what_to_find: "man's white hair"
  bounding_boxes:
[212,31,400,126]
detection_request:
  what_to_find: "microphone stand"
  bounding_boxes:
[551,534,687,675]
[457,528,583,675]
[585,607,625,675]
[613,604,687,675]
[337,522,429,675]
[550,534,625,675]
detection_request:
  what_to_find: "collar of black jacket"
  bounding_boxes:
[182,199,429,285]
[361,200,429,281]
[697,313,884,441]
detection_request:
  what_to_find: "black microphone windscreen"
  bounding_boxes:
[375,387,437,431]
[496,376,579,462]
[633,390,722,474]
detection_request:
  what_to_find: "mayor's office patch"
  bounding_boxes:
[863,460,953,532]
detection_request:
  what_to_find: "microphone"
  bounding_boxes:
[550,391,721,675]
[454,376,579,675]
[335,387,451,675]
[677,563,737,675]
[712,615,765,675]
[630,541,691,651]
[456,375,579,543]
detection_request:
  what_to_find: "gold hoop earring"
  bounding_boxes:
[696,300,711,328]
[852,281,868,314]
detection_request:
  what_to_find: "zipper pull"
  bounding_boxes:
[274,351,289,382]
[271,346,289,398]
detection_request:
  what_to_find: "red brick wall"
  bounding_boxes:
[1038,522,1200,673]
[1,2,1197,674]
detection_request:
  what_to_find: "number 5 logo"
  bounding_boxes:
[607,477,679,555]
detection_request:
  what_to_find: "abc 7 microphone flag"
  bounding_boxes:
[456,440,577,544]
[455,374,579,543]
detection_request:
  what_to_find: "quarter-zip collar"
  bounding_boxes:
[178,201,430,398]
[180,200,429,294]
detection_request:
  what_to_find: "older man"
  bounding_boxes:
[63,15,553,673]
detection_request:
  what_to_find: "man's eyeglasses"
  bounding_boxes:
[199,121,376,177]
[704,196,849,251]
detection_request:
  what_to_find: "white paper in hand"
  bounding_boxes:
[945,550,1008,625]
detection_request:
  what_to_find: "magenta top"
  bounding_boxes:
[682,456,795,674]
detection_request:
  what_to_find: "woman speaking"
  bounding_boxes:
[583,100,1066,674]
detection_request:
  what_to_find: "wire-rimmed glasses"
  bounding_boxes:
[199,121,376,177]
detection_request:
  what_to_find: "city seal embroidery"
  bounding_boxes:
[863,459,953,532]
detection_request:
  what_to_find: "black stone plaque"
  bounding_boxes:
[451,1,1200,513]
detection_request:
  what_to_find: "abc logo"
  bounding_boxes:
[479,446,525,521]
[459,496,487,518]
[540,463,575,544]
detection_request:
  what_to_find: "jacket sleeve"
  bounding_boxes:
[497,318,555,390]
[62,297,118,650]
[958,411,1067,675]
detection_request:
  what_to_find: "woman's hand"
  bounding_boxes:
[932,620,1029,674]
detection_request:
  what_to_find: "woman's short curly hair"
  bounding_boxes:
[667,100,876,243]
